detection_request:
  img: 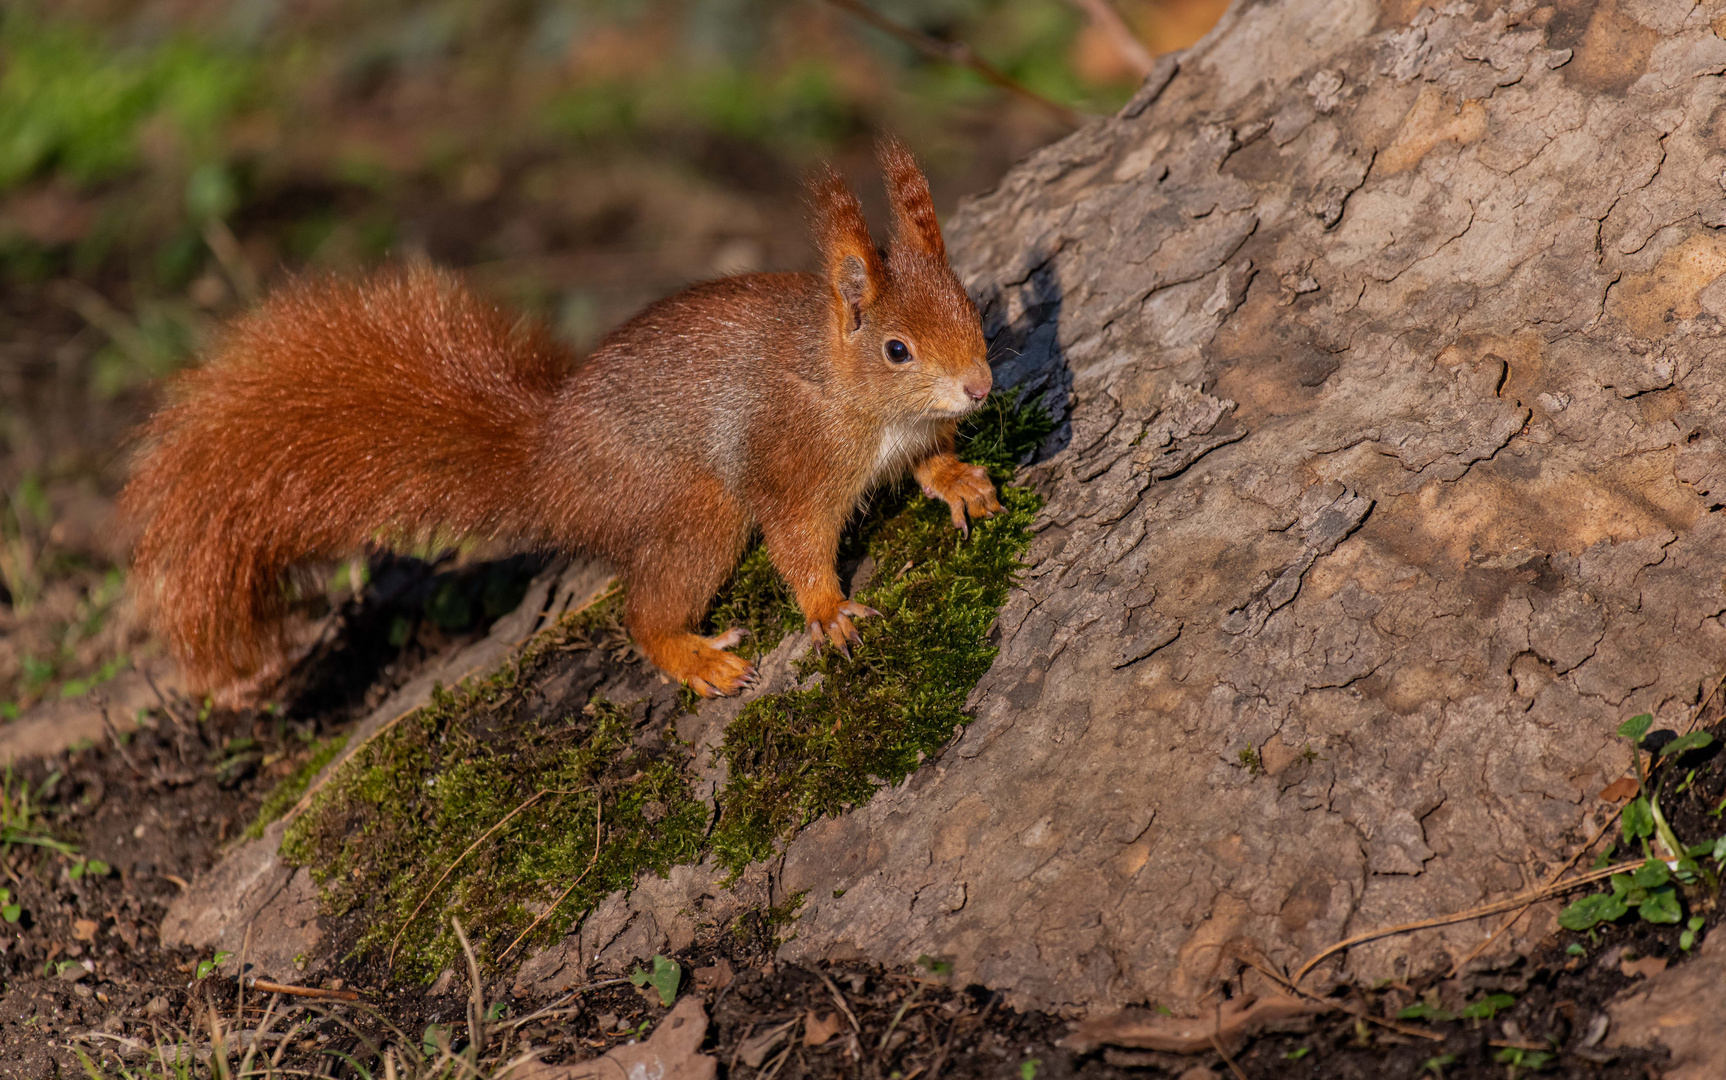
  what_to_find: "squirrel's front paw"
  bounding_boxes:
[807,600,881,660]
[919,459,1004,536]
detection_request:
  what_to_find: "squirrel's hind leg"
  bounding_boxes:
[622,499,755,697]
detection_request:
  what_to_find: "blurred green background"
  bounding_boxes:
[0,0,1223,716]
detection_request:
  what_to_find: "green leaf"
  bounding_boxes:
[1019,1060,1042,1080]
[1629,859,1671,889]
[1460,992,1515,1020]
[0,904,18,923]
[1681,929,1697,951]
[1422,1053,1458,1072]
[1640,887,1682,924]
[1713,836,1726,863]
[1688,915,1706,931]
[1565,943,1586,956]
[1622,797,1655,843]
[1283,1046,1311,1060]
[1618,713,1654,741]
[422,1023,448,1059]
[629,954,681,1007]
[1560,890,1629,931]
[194,949,234,980]
[1660,731,1714,758]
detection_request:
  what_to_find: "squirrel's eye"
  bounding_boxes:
[884,339,912,364]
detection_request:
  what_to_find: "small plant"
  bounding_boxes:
[1397,991,1515,1023]
[1559,712,1721,933]
[1236,746,1264,775]
[1019,1059,1042,1080]
[0,474,50,615]
[1681,914,1706,951]
[194,950,232,980]
[0,766,77,857]
[629,954,681,1007]
[67,856,110,881]
[1493,1045,1554,1075]
[0,888,19,923]
[1559,859,1681,929]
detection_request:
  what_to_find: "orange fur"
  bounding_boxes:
[121,142,999,703]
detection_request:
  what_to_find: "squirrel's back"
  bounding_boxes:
[122,265,571,693]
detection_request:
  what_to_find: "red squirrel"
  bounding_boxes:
[121,139,1001,704]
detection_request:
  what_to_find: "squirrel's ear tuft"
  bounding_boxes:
[877,136,945,263]
[808,164,883,333]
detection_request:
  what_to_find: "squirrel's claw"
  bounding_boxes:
[707,626,749,651]
[808,600,879,658]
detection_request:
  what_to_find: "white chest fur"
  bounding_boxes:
[869,417,943,487]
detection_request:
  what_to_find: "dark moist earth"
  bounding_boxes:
[1,600,1708,1078]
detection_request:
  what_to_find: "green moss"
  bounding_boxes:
[281,594,712,982]
[701,542,802,662]
[244,734,348,842]
[704,392,1051,869]
[709,481,1042,871]
[281,393,1050,979]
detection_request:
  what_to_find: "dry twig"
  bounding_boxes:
[389,787,580,967]
[825,0,1086,127]
[499,794,605,962]
[248,979,362,1002]
[1237,952,1441,1043]
[811,966,862,1034]
[1295,857,1647,985]
[1065,0,1155,78]
[1208,1029,1248,1080]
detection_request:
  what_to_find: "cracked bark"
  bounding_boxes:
[771,0,1726,1014]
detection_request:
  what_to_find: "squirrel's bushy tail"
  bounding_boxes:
[120,265,571,699]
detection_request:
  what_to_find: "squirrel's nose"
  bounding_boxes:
[963,379,990,401]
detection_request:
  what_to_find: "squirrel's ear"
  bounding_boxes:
[877,136,945,263]
[808,165,883,333]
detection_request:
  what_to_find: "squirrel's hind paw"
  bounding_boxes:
[650,630,755,697]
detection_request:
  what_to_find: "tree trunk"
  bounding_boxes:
[778,0,1726,1012]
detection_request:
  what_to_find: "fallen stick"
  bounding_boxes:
[1295,857,1646,985]
[248,979,361,1002]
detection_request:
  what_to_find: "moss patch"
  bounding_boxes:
[281,596,707,981]
[281,392,1049,979]
[702,543,803,663]
[244,733,348,841]
[710,478,1041,870]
